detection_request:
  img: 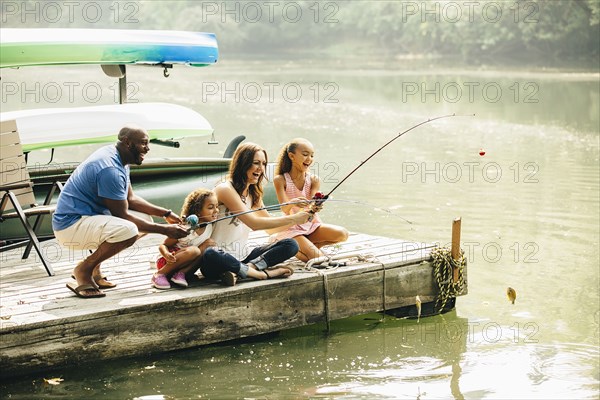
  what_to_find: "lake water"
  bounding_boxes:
[1,61,598,398]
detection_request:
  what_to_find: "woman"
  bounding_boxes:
[201,142,311,286]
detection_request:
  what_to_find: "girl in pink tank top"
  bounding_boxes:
[273,138,348,261]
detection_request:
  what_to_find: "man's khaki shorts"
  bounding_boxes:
[54,212,152,250]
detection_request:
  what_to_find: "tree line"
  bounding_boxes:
[3,0,598,65]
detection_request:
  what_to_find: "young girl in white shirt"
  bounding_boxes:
[152,188,218,289]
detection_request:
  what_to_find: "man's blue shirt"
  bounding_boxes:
[52,145,130,231]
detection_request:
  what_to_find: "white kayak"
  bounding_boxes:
[0,102,214,152]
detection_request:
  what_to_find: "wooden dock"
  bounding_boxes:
[0,231,467,379]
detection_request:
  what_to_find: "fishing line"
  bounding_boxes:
[315,198,415,225]
[186,197,417,231]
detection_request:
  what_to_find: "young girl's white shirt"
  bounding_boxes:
[177,224,213,248]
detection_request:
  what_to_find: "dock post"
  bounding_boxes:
[451,217,461,283]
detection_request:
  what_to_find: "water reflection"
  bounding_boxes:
[4,310,597,399]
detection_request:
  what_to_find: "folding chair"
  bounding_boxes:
[0,120,63,276]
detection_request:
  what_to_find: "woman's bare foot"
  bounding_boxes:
[245,264,294,280]
[263,266,294,279]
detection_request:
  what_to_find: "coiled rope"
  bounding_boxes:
[431,246,466,313]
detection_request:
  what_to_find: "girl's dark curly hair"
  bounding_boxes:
[181,188,214,219]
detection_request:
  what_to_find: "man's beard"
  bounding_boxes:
[130,144,144,165]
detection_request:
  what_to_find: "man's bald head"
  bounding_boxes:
[118,125,147,142]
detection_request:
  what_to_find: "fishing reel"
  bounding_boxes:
[312,192,328,207]
[185,214,200,232]
[308,192,328,220]
[313,191,327,202]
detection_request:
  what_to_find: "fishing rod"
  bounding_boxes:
[313,113,473,205]
[185,199,318,230]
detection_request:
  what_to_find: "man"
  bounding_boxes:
[53,125,188,298]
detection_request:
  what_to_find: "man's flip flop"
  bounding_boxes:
[66,282,106,298]
[71,275,117,289]
[94,276,117,289]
